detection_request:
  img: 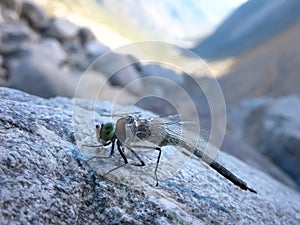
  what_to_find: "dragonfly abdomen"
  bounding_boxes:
[174,140,257,193]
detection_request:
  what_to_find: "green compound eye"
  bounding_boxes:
[100,122,115,141]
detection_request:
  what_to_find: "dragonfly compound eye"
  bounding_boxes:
[100,122,115,141]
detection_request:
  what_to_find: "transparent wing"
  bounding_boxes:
[101,111,142,118]
[142,115,209,152]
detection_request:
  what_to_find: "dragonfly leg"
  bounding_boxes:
[116,140,128,164]
[84,140,114,162]
[130,144,162,186]
[102,139,130,175]
[125,146,145,167]
[154,147,162,186]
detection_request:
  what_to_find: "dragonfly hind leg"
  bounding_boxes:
[130,144,162,186]
[102,140,146,176]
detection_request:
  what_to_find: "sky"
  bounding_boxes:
[228,0,248,6]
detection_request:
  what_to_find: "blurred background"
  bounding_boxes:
[1,0,299,191]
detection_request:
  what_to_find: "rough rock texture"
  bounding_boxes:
[1,87,300,225]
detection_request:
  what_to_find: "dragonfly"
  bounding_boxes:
[83,112,257,194]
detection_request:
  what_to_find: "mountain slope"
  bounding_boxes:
[219,19,300,104]
[192,0,300,59]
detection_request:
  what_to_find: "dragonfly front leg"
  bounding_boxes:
[84,140,114,162]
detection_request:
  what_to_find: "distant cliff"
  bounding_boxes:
[192,0,300,59]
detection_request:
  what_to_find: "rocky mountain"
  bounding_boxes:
[192,0,300,59]
[219,19,300,104]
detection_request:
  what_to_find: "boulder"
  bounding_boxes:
[244,95,300,186]
[85,40,110,59]
[221,131,299,190]
[21,0,48,30]
[78,27,96,46]
[5,37,68,73]
[91,52,142,94]
[6,39,76,98]
[0,7,20,23]
[0,87,299,224]
[0,24,39,55]
[0,0,21,12]
[141,63,185,86]
[7,56,75,98]
[44,17,79,42]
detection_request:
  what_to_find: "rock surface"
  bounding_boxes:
[1,87,300,224]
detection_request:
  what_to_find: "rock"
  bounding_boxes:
[7,55,75,98]
[0,87,300,224]
[6,39,76,98]
[141,63,185,86]
[0,55,7,85]
[44,17,80,42]
[221,131,300,191]
[126,54,143,72]
[0,24,39,55]
[1,24,37,42]
[0,68,7,86]
[0,0,21,23]
[21,0,48,30]
[78,27,96,46]
[73,70,136,104]
[244,95,300,186]
[5,38,68,74]
[0,8,20,23]
[91,52,142,94]
[60,38,89,70]
[0,0,21,12]
[85,40,109,58]
[227,97,272,140]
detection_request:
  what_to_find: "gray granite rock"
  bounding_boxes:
[0,87,299,225]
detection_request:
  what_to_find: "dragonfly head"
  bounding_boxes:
[96,122,115,144]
